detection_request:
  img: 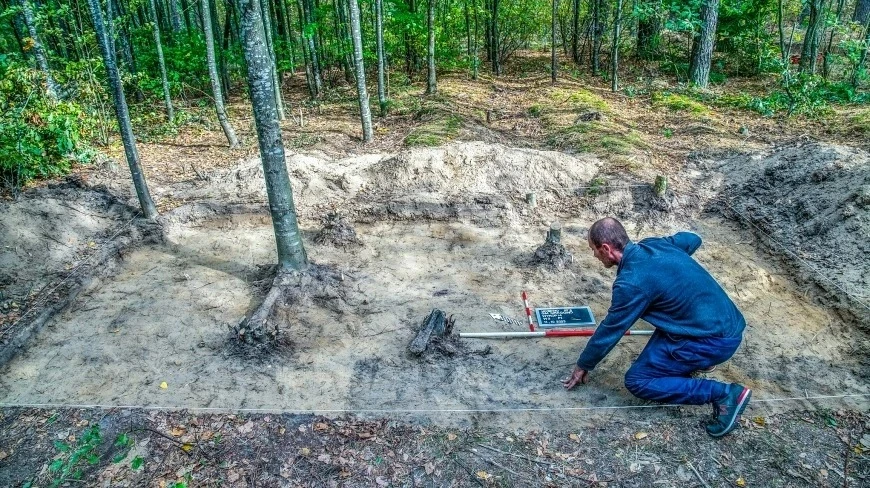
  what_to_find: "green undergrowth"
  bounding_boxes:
[848,110,870,134]
[404,114,463,146]
[546,119,647,157]
[547,87,611,114]
[651,91,709,115]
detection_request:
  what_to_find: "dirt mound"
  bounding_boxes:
[168,142,602,224]
[711,141,870,323]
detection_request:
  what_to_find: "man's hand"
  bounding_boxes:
[562,365,589,390]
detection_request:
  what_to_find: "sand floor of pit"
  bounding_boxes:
[1,211,867,430]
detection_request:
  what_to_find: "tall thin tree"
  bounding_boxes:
[426,0,437,94]
[375,0,388,116]
[800,0,825,74]
[148,0,175,120]
[551,0,557,83]
[611,0,623,91]
[18,0,59,99]
[202,0,239,147]
[87,0,158,219]
[348,0,373,141]
[238,0,308,271]
[690,0,719,87]
[591,0,602,75]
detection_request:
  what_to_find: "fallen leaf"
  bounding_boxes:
[569,433,580,442]
[736,477,746,487]
[318,454,332,464]
[159,382,168,389]
[180,443,194,452]
[170,427,185,437]
[753,416,766,427]
[447,433,457,441]
[634,432,648,440]
[0,451,7,460]
[314,422,329,432]
[237,421,254,434]
[476,470,490,480]
[279,427,286,435]
[299,447,311,456]
[425,462,435,475]
[340,469,351,478]
[819,469,828,478]
[376,476,389,486]
[227,470,240,482]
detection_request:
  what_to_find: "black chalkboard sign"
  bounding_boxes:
[535,307,596,328]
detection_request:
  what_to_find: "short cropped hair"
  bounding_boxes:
[589,217,629,251]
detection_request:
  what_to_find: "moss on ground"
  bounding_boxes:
[546,120,647,156]
[652,91,710,115]
[849,110,870,134]
[404,115,463,146]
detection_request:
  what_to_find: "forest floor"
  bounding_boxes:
[1,54,869,486]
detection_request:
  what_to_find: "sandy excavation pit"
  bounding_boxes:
[1,210,867,429]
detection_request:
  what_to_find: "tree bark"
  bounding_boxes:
[591,0,602,75]
[472,0,479,79]
[348,0,373,141]
[87,0,158,219]
[299,0,323,96]
[427,0,437,93]
[168,0,183,33]
[19,0,59,99]
[611,0,622,91]
[853,14,870,86]
[800,0,825,75]
[238,0,308,271]
[551,0,557,84]
[571,0,579,63]
[491,0,500,75]
[855,0,870,24]
[690,0,719,88]
[261,0,286,119]
[148,0,175,120]
[822,0,847,78]
[375,0,388,116]
[202,0,239,147]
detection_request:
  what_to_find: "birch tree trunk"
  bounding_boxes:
[87,0,158,219]
[611,0,622,91]
[591,0,602,75]
[168,0,183,33]
[261,0,286,119]
[690,0,719,88]
[148,0,175,120]
[202,0,239,147]
[855,0,870,24]
[800,0,825,75]
[491,0,500,75]
[427,0,437,94]
[571,0,579,63]
[238,0,308,271]
[299,0,323,96]
[19,0,59,99]
[348,0,373,141]
[375,0,388,116]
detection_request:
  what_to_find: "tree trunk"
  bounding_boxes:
[238,0,308,271]
[855,0,870,24]
[853,14,870,86]
[427,0,437,93]
[87,0,158,219]
[822,0,847,79]
[348,0,373,142]
[472,0,479,79]
[571,0,579,63]
[551,0,557,84]
[690,0,719,88]
[299,0,323,96]
[777,0,787,63]
[800,0,824,74]
[168,0,183,32]
[375,0,388,116]
[19,0,59,99]
[591,0,602,75]
[611,0,622,91]
[296,0,316,97]
[261,0,286,119]
[491,0,499,75]
[202,0,239,147]
[147,0,175,120]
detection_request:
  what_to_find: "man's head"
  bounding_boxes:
[588,217,629,268]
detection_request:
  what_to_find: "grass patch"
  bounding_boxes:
[404,115,463,146]
[651,92,709,115]
[848,110,870,135]
[546,120,647,155]
[546,88,611,114]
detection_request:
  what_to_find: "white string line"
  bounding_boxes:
[2,213,142,334]
[1,393,868,414]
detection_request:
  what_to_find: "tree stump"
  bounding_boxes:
[408,309,457,356]
[533,222,572,269]
[654,175,668,198]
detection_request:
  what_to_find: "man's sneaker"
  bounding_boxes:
[691,365,718,377]
[706,383,752,438]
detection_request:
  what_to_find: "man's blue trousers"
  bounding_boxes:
[624,331,742,405]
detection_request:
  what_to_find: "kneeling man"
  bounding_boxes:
[563,217,750,437]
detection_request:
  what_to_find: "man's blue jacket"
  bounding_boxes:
[576,232,746,371]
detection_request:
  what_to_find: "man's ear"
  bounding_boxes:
[600,242,612,255]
